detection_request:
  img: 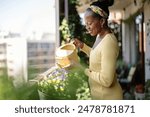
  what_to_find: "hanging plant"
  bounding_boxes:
[59,19,71,43]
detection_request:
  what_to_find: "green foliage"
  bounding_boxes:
[60,0,83,43]
[38,68,68,99]
[0,74,39,100]
[14,83,39,100]
[0,68,91,100]
[60,0,95,44]
[0,75,17,99]
[37,67,91,100]
[59,19,71,43]
[68,0,80,5]
[76,82,91,100]
[28,67,39,80]
[64,68,90,100]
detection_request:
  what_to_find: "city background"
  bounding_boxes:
[0,0,56,87]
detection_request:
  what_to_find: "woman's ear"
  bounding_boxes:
[100,18,106,28]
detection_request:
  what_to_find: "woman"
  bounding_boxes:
[74,0,123,100]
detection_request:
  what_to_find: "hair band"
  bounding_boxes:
[90,5,108,18]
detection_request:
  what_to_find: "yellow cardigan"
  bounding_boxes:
[82,33,123,100]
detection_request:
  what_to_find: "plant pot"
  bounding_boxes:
[38,90,49,100]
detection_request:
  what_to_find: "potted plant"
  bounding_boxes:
[37,67,91,100]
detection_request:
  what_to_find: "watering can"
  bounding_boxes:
[55,43,79,68]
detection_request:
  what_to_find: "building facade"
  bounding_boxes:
[0,36,55,87]
[27,39,55,80]
[0,41,7,76]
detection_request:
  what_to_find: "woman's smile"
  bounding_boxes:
[84,14,101,36]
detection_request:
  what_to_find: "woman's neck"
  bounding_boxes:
[99,28,111,39]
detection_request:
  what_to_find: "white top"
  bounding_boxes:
[92,35,102,49]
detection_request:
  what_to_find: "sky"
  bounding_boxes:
[0,0,56,37]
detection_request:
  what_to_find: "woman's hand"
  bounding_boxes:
[73,38,84,49]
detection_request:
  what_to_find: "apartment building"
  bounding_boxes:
[0,35,55,87]
[0,41,7,76]
[27,39,55,80]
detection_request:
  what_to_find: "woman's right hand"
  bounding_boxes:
[73,38,84,49]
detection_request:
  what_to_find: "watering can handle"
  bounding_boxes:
[69,41,81,52]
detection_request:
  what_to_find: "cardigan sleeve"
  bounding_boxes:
[89,39,119,87]
[81,43,92,57]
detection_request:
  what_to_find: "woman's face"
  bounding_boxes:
[84,14,102,36]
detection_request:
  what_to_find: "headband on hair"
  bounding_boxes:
[90,5,108,18]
